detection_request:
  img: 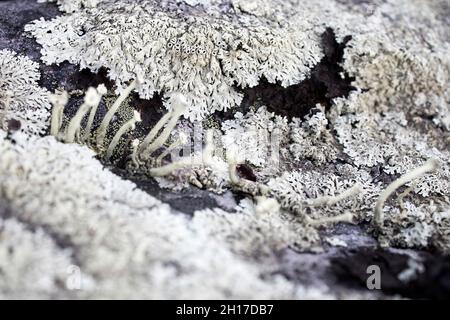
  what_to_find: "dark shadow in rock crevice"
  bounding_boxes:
[228,28,355,120]
[41,65,117,93]
[331,248,450,299]
[110,168,239,215]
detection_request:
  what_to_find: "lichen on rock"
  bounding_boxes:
[26,0,335,120]
[0,49,51,135]
[0,0,449,299]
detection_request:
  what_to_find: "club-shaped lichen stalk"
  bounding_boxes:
[226,147,243,185]
[83,84,107,141]
[148,130,214,177]
[65,87,102,143]
[49,91,69,137]
[304,183,362,207]
[156,132,189,166]
[96,80,137,148]
[374,158,440,227]
[131,139,141,168]
[305,212,355,226]
[202,129,215,166]
[106,110,142,160]
[140,93,187,158]
[138,112,171,155]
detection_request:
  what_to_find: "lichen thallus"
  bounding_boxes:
[49,78,440,228]
[49,79,214,177]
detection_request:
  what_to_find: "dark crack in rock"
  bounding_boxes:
[112,168,239,215]
[332,248,450,299]
[236,28,355,119]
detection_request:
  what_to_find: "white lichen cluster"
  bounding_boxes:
[26,0,331,120]
[268,165,380,223]
[26,0,449,124]
[330,92,449,249]
[289,109,339,165]
[218,106,340,185]
[333,108,397,168]
[221,107,289,168]
[0,217,74,298]
[341,0,450,130]
[378,201,450,252]
[0,130,353,299]
[331,103,450,196]
[384,148,449,198]
[0,49,51,136]
[1,0,449,299]
[193,198,320,256]
[160,94,448,253]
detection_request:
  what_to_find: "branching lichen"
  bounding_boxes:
[0,50,51,136]
[289,109,339,165]
[374,159,440,227]
[51,84,214,180]
[26,0,333,120]
[1,131,312,299]
[268,165,381,223]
